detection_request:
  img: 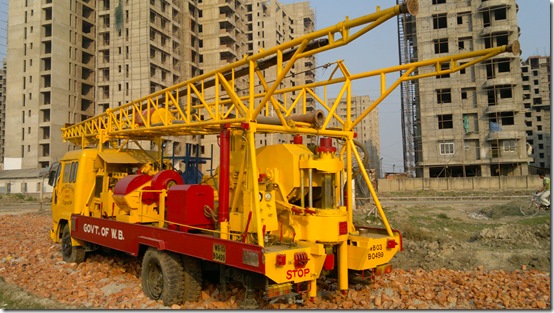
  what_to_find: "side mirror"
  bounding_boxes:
[48,162,60,187]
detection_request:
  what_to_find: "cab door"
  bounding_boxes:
[52,160,79,213]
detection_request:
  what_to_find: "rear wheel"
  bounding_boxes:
[182,255,202,302]
[61,224,85,263]
[141,248,185,306]
[520,200,539,216]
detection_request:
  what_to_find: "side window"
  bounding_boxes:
[69,162,79,183]
[61,161,79,183]
[62,162,72,183]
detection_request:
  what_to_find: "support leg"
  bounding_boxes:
[308,279,317,301]
[338,241,348,293]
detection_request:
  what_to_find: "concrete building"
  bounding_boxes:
[398,0,530,178]
[3,0,315,173]
[5,1,94,169]
[4,1,193,170]
[521,55,551,171]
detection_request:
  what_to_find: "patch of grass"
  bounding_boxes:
[478,201,523,218]
[394,220,436,241]
[517,215,551,226]
[0,277,70,309]
[381,189,529,198]
[13,194,26,200]
[399,211,505,242]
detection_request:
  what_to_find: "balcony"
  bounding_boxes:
[219,0,235,12]
[481,20,513,36]
[483,74,517,88]
[220,49,237,62]
[485,102,521,114]
[486,129,519,141]
[479,0,512,11]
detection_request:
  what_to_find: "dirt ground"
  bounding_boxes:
[358,193,551,273]
[0,192,550,309]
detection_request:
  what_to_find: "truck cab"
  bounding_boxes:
[48,148,159,261]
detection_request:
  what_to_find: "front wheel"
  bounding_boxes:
[520,200,539,216]
[61,224,86,263]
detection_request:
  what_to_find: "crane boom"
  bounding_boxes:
[63,0,418,147]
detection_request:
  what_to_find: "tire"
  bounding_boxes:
[520,200,539,216]
[182,255,202,303]
[61,224,86,263]
[141,248,185,306]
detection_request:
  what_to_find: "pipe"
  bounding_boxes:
[256,110,325,128]
[218,124,231,224]
[308,167,313,208]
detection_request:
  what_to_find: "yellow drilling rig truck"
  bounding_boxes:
[47,0,519,307]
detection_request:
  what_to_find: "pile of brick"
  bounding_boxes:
[0,212,550,309]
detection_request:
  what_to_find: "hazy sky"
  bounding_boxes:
[0,1,549,173]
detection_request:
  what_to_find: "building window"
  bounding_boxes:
[497,59,510,73]
[433,14,447,29]
[438,114,453,129]
[434,38,449,53]
[503,140,516,152]
[439,142,454,155]
[499,86,512,99]
[436,88,452,103]
[484,34,508,49]
[499,112,514,125]
[494,7,507,20]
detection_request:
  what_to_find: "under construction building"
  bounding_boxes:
[397,0,531,178]
[328,96,381,178]
[3,0,314,170]
[521,55,551,171]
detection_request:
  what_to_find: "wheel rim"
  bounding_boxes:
[145,262,164,299]
[520,201,538,216]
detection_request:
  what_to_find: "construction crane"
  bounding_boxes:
[48,0,519,307]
